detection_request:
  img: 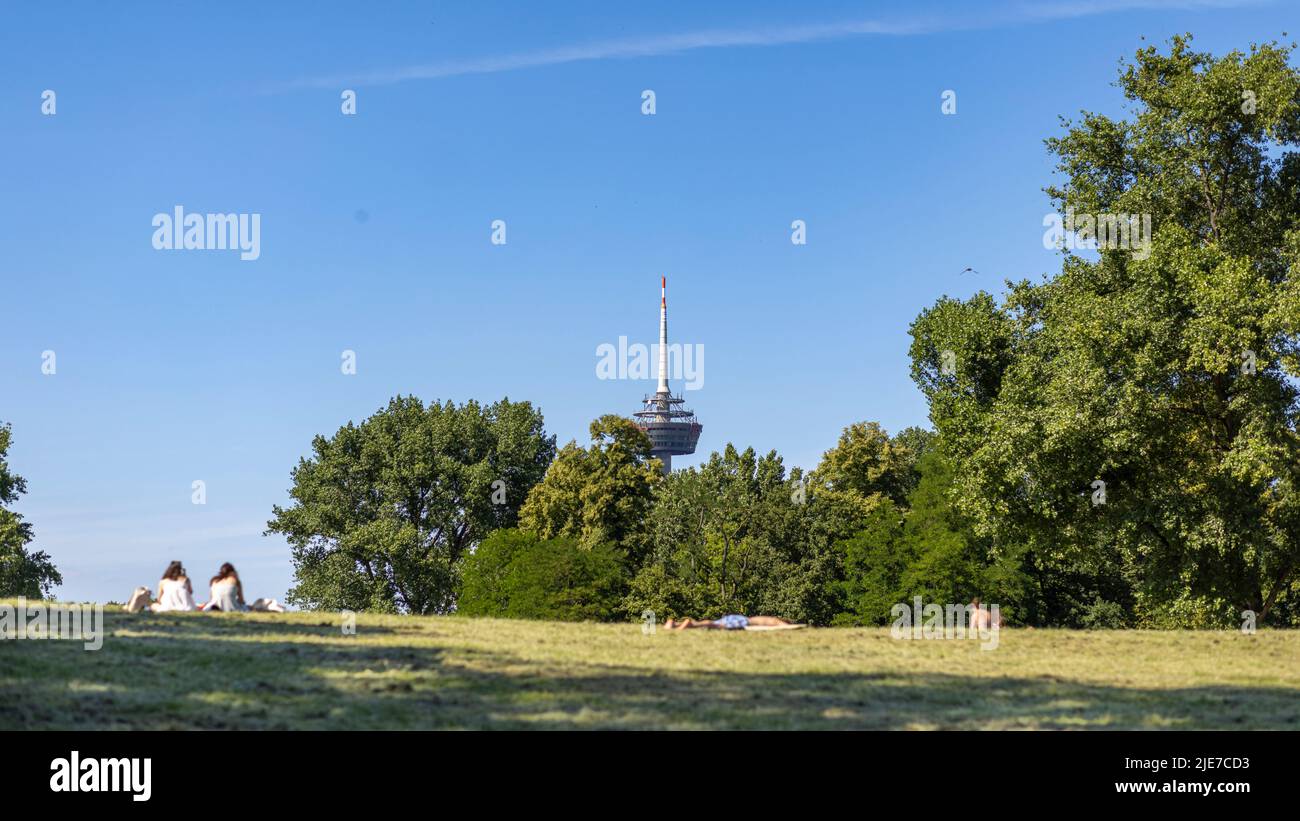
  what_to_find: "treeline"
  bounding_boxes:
[268,397,1297,627]
[269,400,993,625]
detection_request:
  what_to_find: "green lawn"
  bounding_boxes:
[2,603,1298,729]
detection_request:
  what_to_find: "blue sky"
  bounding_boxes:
[2,0,1293,603]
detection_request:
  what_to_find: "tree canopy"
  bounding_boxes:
[910,35,1300,624]
[459,529,627,622]
[267,396,555,614]
[518,414,663,555]
[0,423,61,599]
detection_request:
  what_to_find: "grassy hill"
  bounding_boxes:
[2,604,1298,729]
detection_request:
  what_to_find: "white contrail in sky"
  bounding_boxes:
[273,0,1271,91]
[274,18,937,91]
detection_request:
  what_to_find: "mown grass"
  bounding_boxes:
[1,602,1297,729]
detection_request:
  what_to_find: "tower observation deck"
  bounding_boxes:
[633,277,702,474]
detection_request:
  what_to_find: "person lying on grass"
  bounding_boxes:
[663,615,796,630]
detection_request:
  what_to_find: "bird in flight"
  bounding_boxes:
[959,267,979,275]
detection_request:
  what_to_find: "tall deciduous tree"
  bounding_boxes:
[911,36,1300,624]
[0,423,61,599]
[833,449,1042,626]
[812,421,924,515]
[518,415,662,554]
[267,396,554,613]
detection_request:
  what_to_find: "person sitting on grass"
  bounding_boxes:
[969,598,1002,630]
[205,562,248,612]
[202,563,287,612]
[663,614,796,630]
[152,561,196,612]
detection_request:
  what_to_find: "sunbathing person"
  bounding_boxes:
[152,561,196,612]
[663,614,796,630]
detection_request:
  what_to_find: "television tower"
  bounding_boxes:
[633,277,702,474]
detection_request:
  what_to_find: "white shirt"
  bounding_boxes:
[155,577,196,611]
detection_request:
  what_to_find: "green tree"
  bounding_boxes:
[833,499,908,625]
[834,449,1033,625]
[891,426,939,496]
[267,396,555,614]
[0,424,61,599]
[459,529,627,622]
[627,444,844,624]
[812,421,917,514]
[518,415,662,554]
[910,36,1300,625]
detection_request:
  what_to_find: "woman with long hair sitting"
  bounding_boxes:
[152,561,196,611]
[206,562,248,612]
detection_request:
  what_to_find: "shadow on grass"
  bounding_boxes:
[109,610,406,640]
[4,618,1299,729]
